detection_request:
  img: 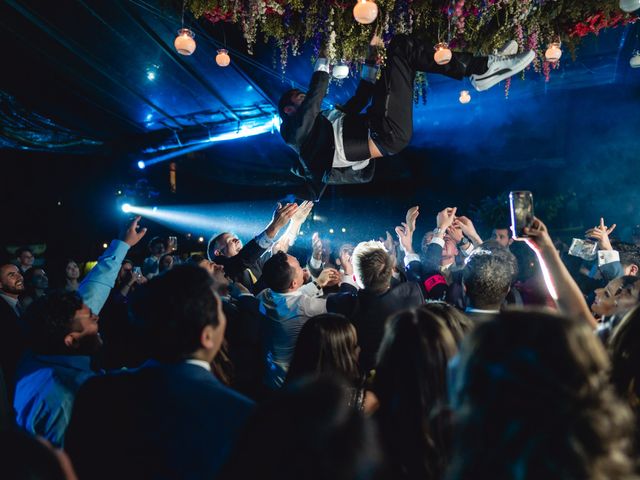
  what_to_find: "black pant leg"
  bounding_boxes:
[367,35,485,155]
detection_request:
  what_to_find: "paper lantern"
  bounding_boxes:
[545,42,562,63]
[332,62,350,79]
[459,90,471,104]
[353,0,378,25]
[174,28,196,56]
[216,49,231,67]
[620,0,640,12]
[434,42,452,65]
[631,52,640,68]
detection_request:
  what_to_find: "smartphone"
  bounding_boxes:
[509,191,534,240]
[133,266,142,278]
[568,238,598,261]
[168,236,178,252]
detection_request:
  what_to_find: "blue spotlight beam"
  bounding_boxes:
[123,201,289,239]
[137,115,281,168]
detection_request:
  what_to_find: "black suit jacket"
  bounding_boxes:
[280,71,377,200]
[65,362,255,480]
[330,282,424,374]
[0,298,25,407]
[213,238,266,290]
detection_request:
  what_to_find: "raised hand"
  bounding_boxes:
[585,217,616,251]
[120,216,148,247]
[522,217,554,253]
[436,207,457,231]
[454,215,482,245]
[292,200,314,225]
[266,203,299,238]
[317,268,341,288]
[311,232,323,260]
[395,223,414,254]
[405,206,419,234]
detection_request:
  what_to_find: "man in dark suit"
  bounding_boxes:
[329,241,424,375]
[207,202,298,291]
[65,265,254,480]
[278,34,533,199]
[0,264,26,409]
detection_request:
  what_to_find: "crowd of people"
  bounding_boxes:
[2,199,640,480]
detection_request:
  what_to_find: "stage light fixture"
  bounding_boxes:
[341,227,347,233]
[198,236,205,243]
[329,228,335,234]
[122,203,133,213]
[137,161,146,170]
[459,90,471,104]
[332,62,350,79]
[102,243,108,249]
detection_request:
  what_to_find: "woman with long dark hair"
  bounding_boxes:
[286,314,373,410]
[448,310,636,480]
[373,308,458,480]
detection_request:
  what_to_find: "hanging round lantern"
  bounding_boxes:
[332,62,350,79]
[620,0,640,13]
[434,42,452,65]
[216,48,231,67]
[545,42,562,63]
[353,0,378,25]
[459,90,471,104]
[174,28,196,56]
[631,51,640,68]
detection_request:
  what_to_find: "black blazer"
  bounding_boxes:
[280,71,377,200]
[329,282,424,374]
[65,362,255,480]
[0,299,25,407]
[213,238,266,290]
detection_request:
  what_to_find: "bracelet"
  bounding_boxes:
[313,281,321,289]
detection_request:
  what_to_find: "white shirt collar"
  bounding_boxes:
[184,359,211,372]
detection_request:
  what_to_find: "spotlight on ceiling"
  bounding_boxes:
[137,161,146,170]
[121,203,133,213]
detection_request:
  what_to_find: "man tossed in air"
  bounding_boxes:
[278,35,534,199]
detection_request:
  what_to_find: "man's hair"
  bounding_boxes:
[147,236,165,251]
[207,232,229,260]
[462,246,516,309]
[262,251,295,293]
[129,264,221,362]
[16,246,33,257]
[352,241,393,293]
[23,290,83,354]
[278,88,302,119]
[612,241,640,271]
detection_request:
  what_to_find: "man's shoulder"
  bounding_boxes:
[391,280,423,297]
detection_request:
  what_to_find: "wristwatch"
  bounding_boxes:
[458,237,470,247]
[432,227,444,235]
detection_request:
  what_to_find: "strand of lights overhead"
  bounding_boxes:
[136,115,281,169]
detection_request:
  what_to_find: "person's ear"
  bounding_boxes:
[284,105,295,116]
[213,249,222,257]
[630,264,639,276]
[64,333,80,350]
[200,325,217,350]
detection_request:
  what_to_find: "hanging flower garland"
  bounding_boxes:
[188,0,637,99]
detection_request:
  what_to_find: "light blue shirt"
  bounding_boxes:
[78,239,130,314]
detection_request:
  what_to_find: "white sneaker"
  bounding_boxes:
[470,50,535,92]
[496,40,518,56]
